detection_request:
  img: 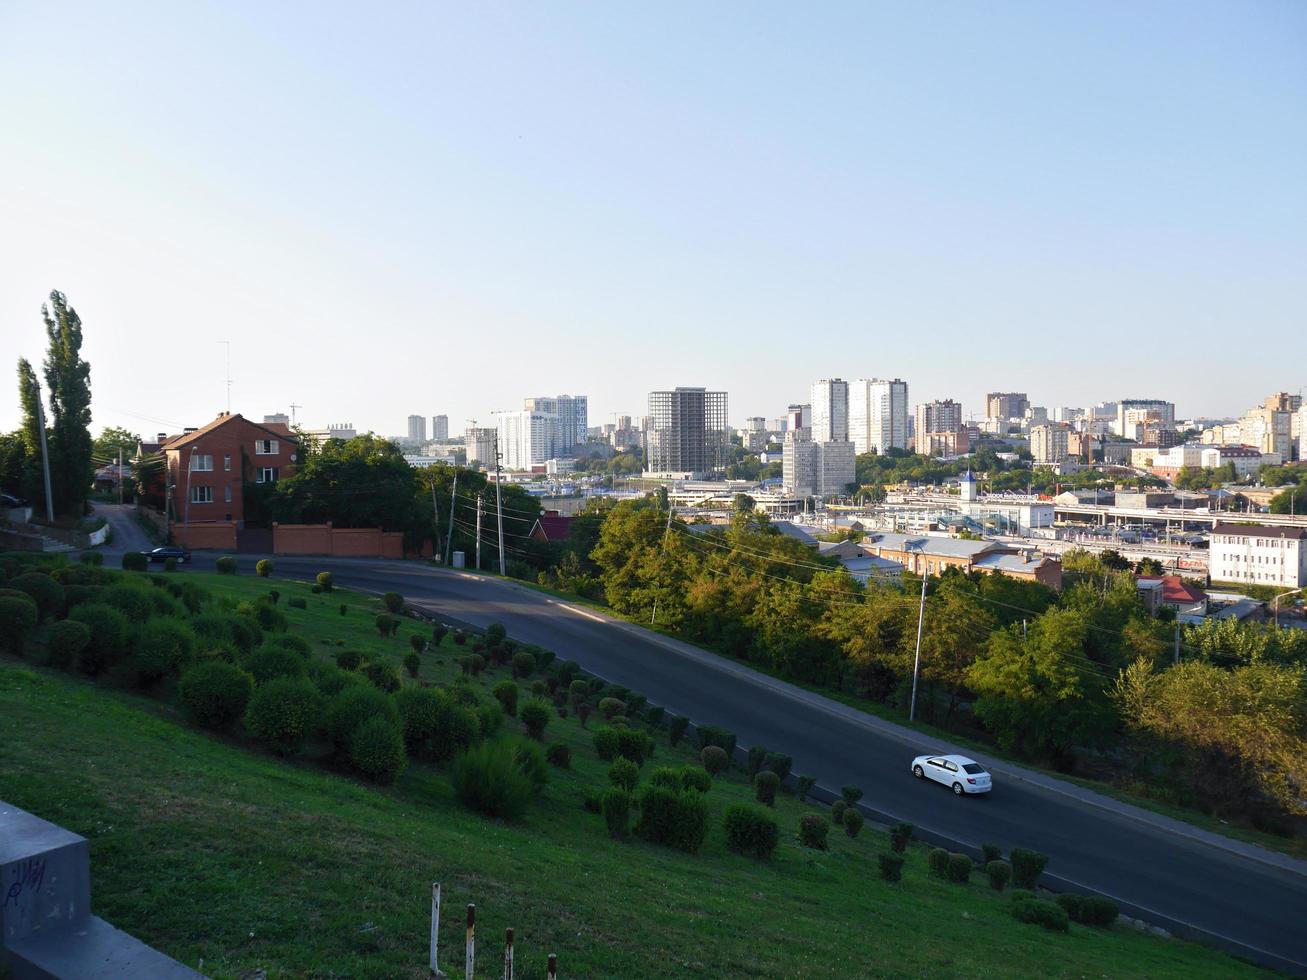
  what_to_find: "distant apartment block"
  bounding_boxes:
[782,434,855,498]
[300,422,356,448]
[810,379,849,443]
[986,392,1029,420]
[1116,399,1175,437]
[496,411,559,470]
[915,399,963,442]
[1210,524,1307,588]
[850,378,908,454]
[645,387,729,477]
[263,413,290,425]
[917,429,970,458]
[407,414,426,443]
[465,426,497,468]
[432,414,449,441]
[524,394,588,452]
[1029,423,1070,464]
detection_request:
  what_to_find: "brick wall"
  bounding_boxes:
[272,523,409,558]
[170,522,237,550]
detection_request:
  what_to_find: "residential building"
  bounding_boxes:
[810,379,849,443]
[850,378,908,454]
[859,531,1062,589]
[529,513,573,544]
[742,416,768,452]
[300,422,356,448]
[432,415,449,441]
[1029,423,1070,464]
[915,399,963,442]
[1147,443,1205,481]
[496,410,559,470]
[1116,399,1175,437]
[1139,422,1179,448]
[465,426,497,468]
[1300,404,1307,462]
[1201,445,1279,478]
[263,413,290,425]
[1229,396,1295,460]
[1135,576,1208,618]
[917,429,970,457]
[786,404,811,441]
[165,412,298,533]
[1052,407,1085,423]
[1209,524,1307,588]
[524,394,588,452]
[782,433,855,498]
[1024,406,1050,425]
[407,415,427,443]
[645,387,730,477]
[986,392,1029,420]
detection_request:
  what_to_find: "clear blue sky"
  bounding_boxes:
[2,1,1304,439]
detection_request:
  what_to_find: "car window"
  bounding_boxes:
[963,764,986,775]
[928,758,944,767]
[944,762,958,772]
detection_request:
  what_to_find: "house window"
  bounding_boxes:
[255,439,279,455]
[191,486,213,503]
[256,467,279,484]
[224,485,232,503]
[190,454,213,472]
[224,454,232,471]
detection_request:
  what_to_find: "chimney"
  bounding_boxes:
[157,432,166,441]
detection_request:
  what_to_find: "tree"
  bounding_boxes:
[11,359,44,504]
[92,426,142,461]
[1270,484,1307,515]
[40,292,94,516]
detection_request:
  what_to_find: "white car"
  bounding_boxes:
[911,754,992,795]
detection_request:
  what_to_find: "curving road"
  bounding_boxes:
[145,550,1307,973]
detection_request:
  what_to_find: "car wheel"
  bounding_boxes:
[952,782,964,796]
[913,765,924,779]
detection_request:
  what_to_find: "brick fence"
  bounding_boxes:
[272,522,411,559]
[170,522,238,551]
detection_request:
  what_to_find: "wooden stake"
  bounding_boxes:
[429,883,447,978]
[465,904,476,979]
[547,952,558,979]
[503,926,514,980]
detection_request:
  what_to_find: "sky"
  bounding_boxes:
[2,1,1305,441]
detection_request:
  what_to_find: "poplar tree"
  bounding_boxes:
[40,291,94,515]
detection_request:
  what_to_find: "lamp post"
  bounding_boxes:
[1272,587,1304,629]
[908,542,929,723]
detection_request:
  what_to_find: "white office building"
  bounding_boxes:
[1209,524,1307,588]
[810,380,849,443]
[850,378,908,454]
[523,395,587,452]
[496,411,559,470]
[782,435,855,499]
[1116,399,1175,436]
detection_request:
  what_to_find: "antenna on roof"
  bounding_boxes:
[219,341,232,413]
[290,403,302,425]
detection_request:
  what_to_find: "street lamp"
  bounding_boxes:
[908,541,929,723]
[1272,587,1304,629]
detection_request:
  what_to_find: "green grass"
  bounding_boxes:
[0,570,1273,979]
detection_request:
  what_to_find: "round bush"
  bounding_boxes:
[216,556,238,575]
[946,853,973,883]
[244,677,320,755]
[519,697,550,739]
[890,822,914,854]
[68,602,131,674]
[309,662,361,697]
[831,799,847,826]
[364,662,402,693]
[602,787,632,838]
[546,743,570,769]
[1010,848,1049,890]
[408,633,425,655]
[9,572,64,620]
[62,584,104,610]
[325,684,399,752]
[486,622,507,645]
[986,859,1012,891]
[477,700,504,739]
[288,596,307,610]
[798,814,828,850]
[762,752,793,784]
[256,559,273,577]
[928,847,951,879]
[430,699,482,762]
[701,745,729,775]
[840,785,863,805]
[316,571,334,592]
[598,696,625,720]
[450,739,537,820]
[403,652,421,677]
[350,714,408,784]
[382,591,403,612]
[246,645,307,685]
[121,551,148,572]
[634,784,710,854]
[616,729,652,764]
[0,595,39,653]
[981,843,1003,865]
[680,766,712,793]
[492,680,519,717]
[649,766,681,790]
[754,771,780,806]
[723,803,779,859]
[375,613,393,636]
[668,715,689,747]
[102,584,155,623]
[878,853,905,882]
[249,602,289,633]
[608,756,640,792]
[512,739,549,794]
[46,619,91,670]
[511,650,535,679]
[336,649,364,671]
[843,808,865,838]
[593,727,620,761]
[179,661,254,729]
[133,618,196,683]
[394,686,443,749]
[1010,894,1069,932]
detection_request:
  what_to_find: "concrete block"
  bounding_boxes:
[7,915,205,979]
[1,803,90,946]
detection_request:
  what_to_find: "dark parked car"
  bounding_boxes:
[142,546,192,564]
[1,492,30,508]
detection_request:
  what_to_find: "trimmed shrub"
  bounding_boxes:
[616,728,653,764]
[62,584,103,610]
[403,652,421,677]
[394,686,443,750]
[325,685,399,753]
[339,603,348,615]
[1010,894,1069,932]
[121,551,148,572]
[1010,848,1049,890]
[312,583,323,594]
[245,645,307,685]
[477,701,504,740]
[928,847,951,879]
[946,853,973,883]
[486,622,507,645]
[582,786,603,813]
[747,745,767,777]
[409,634,425,655]
[382,591,403,612]
[216,556,237,575]
[0,595,38,653]
[796,775,816,803]
[451,739,537,820]
[492,680,519,717]
[256,559,273,577]
[430,700,481,762]
[79,551,104,567]
[10,572,64,620]
[530,679,546,697]
[309,662,359,697]
[262,633,311,659]
[546,743,570,769]
[520,697,551,740]
[798,814,828,850]
[364,662,402,693]
[598,696,625,720]
[567,678,589,702]
[316,571,334,592]
[350,714,408,784]
[843,808,865,839]
[701,745,729,775]
[245,677,320,755]
[511,650,535,679]
[464,654,486,676]
[375,613,393,636]
[724,804,779,859]
[46,619,91,670]
[102,584,154,623]
[981,842,1003,865]
[840,785,864,805]
[452,630,466,645]
[288,597,307,610]
[878,853,905,882]
[754,771,780,806]
[1055,894,1119,927]
[164,557,178,572]
[890,822,914,854]
[133,618,196,683]
[986,859,1012,891]
[576,703,592,728]
[649,766,681,791]
[608,756,640,791]
[267,589,280,604]
[336,649,364,671]
[762,752,793,784]
[594,726,624,761]
[508,738,548,790]
[602,788,632,838]
[831,800,847,826]
[635,784,710,854]
[696,725,736,758]
[68,603,130,674]
[668,715,689,747]
[179,661,253,729]
[680,766,712,793]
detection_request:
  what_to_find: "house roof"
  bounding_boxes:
[165,413,299,452]
[972,553,1054,576]
[863,531,1003,560]
[839,555,906,574]
[531,515,573,541]
[1136,575,1206,605]
[771,521,819,546]
[1211,523,1307,541]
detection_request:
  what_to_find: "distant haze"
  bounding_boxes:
[2,2,1304,437]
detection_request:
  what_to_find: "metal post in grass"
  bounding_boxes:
[547,952,558,979]
[465,904,476,979]
[429,882,447,978]
[502,926,514,980]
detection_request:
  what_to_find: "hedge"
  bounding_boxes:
[723,804,779,859]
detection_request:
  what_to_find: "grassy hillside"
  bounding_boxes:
[0,567,1270,979]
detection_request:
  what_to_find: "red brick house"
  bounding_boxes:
[529,512,574,544]
[165,413,298,548]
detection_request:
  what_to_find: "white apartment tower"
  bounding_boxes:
[645,387,730,476]
[406,414,426,443]
[850,378,908,454]
[496,410,559,470]
[810,380,849,443]
[914,399,963,441]
[432,415,449,442]
[523,395,588,452]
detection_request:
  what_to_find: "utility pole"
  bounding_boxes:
[1173,622,1181,665]
[118,447,123,505]
[445,468,458,566]
[494,431,506,576]
[475,493,483,571]
[908,545,928,723]
[290,403,302,425]
[650,502,675,626]
[219,340,232,414]
[34,380,54,522]
[429,475,440,560]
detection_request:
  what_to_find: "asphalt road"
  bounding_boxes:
[169,553,1307,972]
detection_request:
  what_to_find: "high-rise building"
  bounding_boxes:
[810,379,849,443]
[782,436,855,498]
[464,427,497,468]
[645,387,729,476]
[1030,423,1070,464]
[524,395,588,452]
[1116,399,1175,436]
[986,392,1029,420]
[432,415,449,441]
[914,400,963,444]
[263,413,290,425]
[496,411,559,470]
[407,415,427,443]
[743,416,768,452]
[850,378,908,454]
